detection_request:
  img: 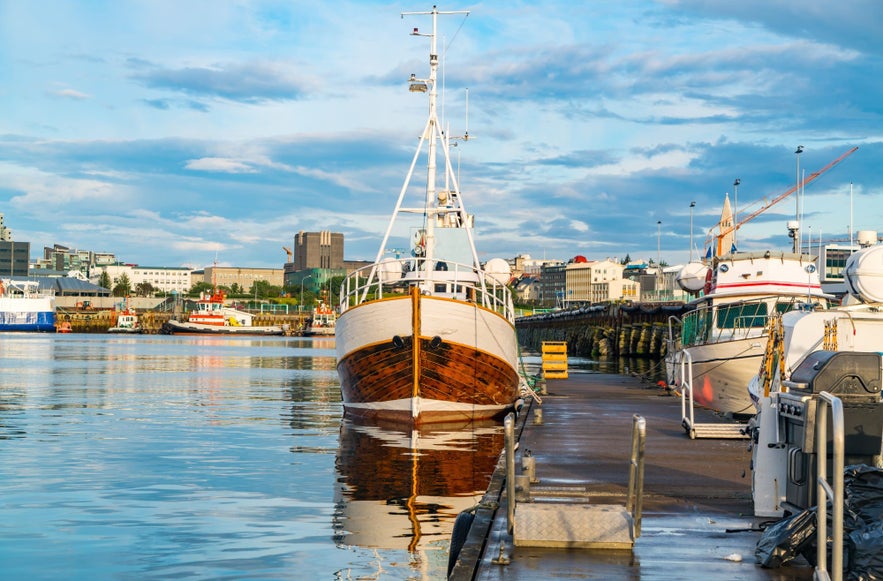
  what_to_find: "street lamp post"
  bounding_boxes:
[733,179,740,248]
[794,145,804,253]
[656,220,662,299]
[657,220,662,267]
[689,202,696,262]
[300,275,313,313]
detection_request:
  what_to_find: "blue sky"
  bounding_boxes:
[1,0,882,271]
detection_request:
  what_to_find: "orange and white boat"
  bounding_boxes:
[162,288,283,336]
[108,298,142,334]
[303,295,336,337]
[335,7,521,425]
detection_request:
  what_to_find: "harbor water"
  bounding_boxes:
[0,334,502,580]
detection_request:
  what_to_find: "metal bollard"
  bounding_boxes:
[533,407,543,425]
[522,452,537,483]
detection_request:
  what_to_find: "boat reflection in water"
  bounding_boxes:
[333,418,503,578]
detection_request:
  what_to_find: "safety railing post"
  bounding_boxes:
[626,414,646,538]
[504,412,516,535]
[679,351,695,433]
[815,392,844,581]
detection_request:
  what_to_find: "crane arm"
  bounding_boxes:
[706,146,858,249]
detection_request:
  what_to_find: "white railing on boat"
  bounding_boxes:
[338,257,514,322]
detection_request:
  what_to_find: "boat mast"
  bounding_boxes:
[402,7,472,273]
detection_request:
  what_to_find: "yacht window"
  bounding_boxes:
[717,302,768,329]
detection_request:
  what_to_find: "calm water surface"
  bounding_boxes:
[0,334,501,580]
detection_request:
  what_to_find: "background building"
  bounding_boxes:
[285,230,347,291]
[93,264,195,295]
[202,266,283,292]
[36,244,117,277]
[0,240,30,277]
[293,231,343,271]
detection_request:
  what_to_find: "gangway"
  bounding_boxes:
[505,412,646,549]
[679,351,748,439]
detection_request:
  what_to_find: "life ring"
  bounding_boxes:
[447,510,475,577]
[703,268,713,295]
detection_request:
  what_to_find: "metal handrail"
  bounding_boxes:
[679,351,696,436]
[504,412,516,535]
[814,392,844,581]
[626,414,646,537]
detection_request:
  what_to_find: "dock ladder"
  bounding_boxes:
[505,412,646,550]
[679,351,748,439]
[541,341,568,379]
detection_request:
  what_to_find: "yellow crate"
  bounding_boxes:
[541,341,568,379]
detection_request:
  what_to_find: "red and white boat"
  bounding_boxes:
[303,296,336,336]
[335,7,521,425]
[108,298,142,334]
[162,288,284,336]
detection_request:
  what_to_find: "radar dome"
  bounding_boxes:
[378,257,403,284]
[676,262,710,292]
[844,245,883,303]
[857,231,878,247]
[485,258,511,285]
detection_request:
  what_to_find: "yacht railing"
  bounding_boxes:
[681,295,825,347]
[338,257,514,322]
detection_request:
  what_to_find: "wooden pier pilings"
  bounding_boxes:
[516,303,686,360]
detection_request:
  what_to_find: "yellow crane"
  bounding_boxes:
[282,246,293,263]
[705,146,858,255]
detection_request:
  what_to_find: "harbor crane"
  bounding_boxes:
[282,246,293,263]
[706,146,858,255]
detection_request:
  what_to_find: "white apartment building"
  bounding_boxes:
[564,259,637,305]
[93,264,194,295]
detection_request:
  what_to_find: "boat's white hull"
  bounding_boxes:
[107,327,143,334]
[336,291,519,425]
[162,319,284,336]
[0,296,56,332]
[303,326,335,336]
[669,336,765,416]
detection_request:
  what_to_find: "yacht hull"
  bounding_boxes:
[670,337,765,416]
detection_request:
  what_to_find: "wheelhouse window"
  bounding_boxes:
[716,302,768,329]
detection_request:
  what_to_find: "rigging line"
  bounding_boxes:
[442,12,469,58]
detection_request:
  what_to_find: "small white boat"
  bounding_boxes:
[108,298,142,334]
[162,288,284,336]
[303,296,336,337]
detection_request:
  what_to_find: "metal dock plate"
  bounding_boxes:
[513,503,634,549]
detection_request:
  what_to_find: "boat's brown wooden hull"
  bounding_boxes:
[337,333,519,424]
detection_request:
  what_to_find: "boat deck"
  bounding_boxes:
[450,371,814,580]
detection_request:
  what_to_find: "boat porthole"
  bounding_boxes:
[392,335,405,349]
[429,336,442,349]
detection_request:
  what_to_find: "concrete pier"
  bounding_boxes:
[449,371,814,580]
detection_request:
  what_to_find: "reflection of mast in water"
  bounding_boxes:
[333,419,503,576]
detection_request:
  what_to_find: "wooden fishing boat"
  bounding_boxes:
[335,7,520,425]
